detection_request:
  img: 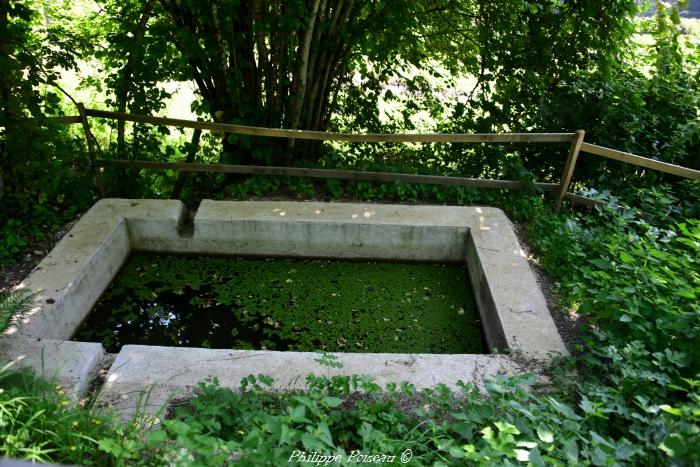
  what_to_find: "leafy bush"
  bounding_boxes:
[121,372,627,466]
[528,190,700,464]
[0,2,96,265]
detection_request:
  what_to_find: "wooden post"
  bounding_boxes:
[555,129,585,213]
[77,103,105,198]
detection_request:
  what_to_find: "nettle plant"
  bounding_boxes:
[113,359,683,466]
[528,189,700,463]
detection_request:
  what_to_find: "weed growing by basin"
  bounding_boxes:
[74,254,483,354]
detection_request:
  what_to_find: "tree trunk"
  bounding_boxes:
[289,0,322,132]
[116,0,156,158]
[160,0,361,167]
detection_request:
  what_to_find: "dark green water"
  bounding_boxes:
[73,254,485,354]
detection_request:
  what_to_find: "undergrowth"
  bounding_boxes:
[1,186,698,465]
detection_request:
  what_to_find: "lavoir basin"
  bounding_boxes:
[1,200,567,413]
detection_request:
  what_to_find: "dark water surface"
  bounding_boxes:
[73,254,486,354]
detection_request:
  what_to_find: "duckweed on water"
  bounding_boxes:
[73,254,485,353]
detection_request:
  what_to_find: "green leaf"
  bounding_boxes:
[301,432,325,451]
[590,431,616,449]
[494,421,520,435]
[448,445,465,459]
[659,433,688,459]
[453,422,475,440]
[147,430,168,446]
[288,404,307,422]
[562,438,579,464]
[515,449,530,462]
[279,423,296,445]
[536,425,554,443]
[619,251,634,263]
[677,290,696,299]
[97,438,123,457]
[548,398,582,420]
[167,420,191,437]
[529,446,545,467]
[475,404,496,419]
[588,258,611,270]
[516,441,537,449]
[321,396,343,408]
[316,422,334,447]
[660,404,683,416]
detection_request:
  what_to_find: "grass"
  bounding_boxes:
[0,365,119,465]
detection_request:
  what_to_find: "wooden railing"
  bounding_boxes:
[14,106,700,212]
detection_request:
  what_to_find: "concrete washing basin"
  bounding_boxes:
[1,199,566,413]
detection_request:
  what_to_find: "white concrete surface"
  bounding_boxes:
[100,345,521,413]
[0,335,103,397]
[8,199,184,340]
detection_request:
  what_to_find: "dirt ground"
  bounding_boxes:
[0,216,80,292]
[511,220,585,353]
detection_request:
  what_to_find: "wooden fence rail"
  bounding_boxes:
[83,109,576,143]
[8,106,699,212]
[96,159,561,190]
[579,142,700,179]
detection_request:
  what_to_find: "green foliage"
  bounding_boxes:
[0,1,95,265]
[0,289,35,334]
[78,0,443,167]
[331,1,698,195]
[563,6,700,186]
[527,188,700,464]
[0,365,125,465]
[115,368,685,465]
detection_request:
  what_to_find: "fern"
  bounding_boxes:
[0,289,36,334]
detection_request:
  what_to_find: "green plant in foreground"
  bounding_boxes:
[134,370,675,466]
[0,365,119,465]
[527,191,700,464]
[0,289,35,334]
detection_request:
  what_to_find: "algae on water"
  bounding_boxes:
[74,254,485,354]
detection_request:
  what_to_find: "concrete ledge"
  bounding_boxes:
[100,345,521,413]
[0,335,104,397]
[9,199,184,340]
